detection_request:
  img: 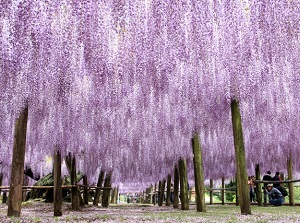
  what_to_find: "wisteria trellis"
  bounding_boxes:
[0,0,299,190]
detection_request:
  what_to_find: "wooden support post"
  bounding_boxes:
[8,105,28,217]
[221,178,225,205]
[110,188,114,204]
[209,179,213,205]
[112,187,118,204]
[153,183,157,205]
[115,188,118,204]
[71,155,80,210]
[231,100,251,215]
[54,150,62,216]
[192,135,206,212]
[173,165,179,208]
[287,155,295,206]
[145,187,150,204]
[102,174,111,207]
[93,170,105,206]
[83,175,89,205]
[166,174,171,206]
[149,184,153,204]
[255,164,262,206]
[158,181,162,206]
[158,179,166,206]
[0,173,3,203]
[179,158,189,210]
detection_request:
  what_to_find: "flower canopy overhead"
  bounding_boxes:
[0,0,299,189]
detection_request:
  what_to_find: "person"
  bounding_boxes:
[251,176,256,201]
[262,171,273,204]
[248,176,255,202]
[265,184,284,206]
[170,183,174,204]
[273,172,282,188]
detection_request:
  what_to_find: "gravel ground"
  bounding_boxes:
[0,202,300,222]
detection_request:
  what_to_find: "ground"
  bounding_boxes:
[0,202,300,223]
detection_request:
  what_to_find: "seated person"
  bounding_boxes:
[265,184,284,206]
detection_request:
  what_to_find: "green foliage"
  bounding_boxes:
[225,180,237,202]
[291,186,300,202]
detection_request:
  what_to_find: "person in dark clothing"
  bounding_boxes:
[262,171,273,204]
[273,172,281,188]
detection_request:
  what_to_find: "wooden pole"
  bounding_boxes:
[8,105,28,217]
[149,184,153,204]
[221,178,225,205]
[54,150,62,216]
[93,170,105,206]
[71,155,80,210]
[179,158,189,210]
[209,179,213,205]
[166,174,171,206]
[255,164,262,206]
[158,181,162,206]
[231,100,251,215]
[102,174,111,207]
[173,165,179,208]
[83,175,89,205]
[158,179,166,206]
[0,173,3,203]
[287,155,295,206]
[192,135,206,212]
[153,183,157,205]
[145,187,150,204]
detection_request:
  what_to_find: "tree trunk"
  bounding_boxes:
[54,150,62,216]
[231,100,251,215]
[93,170,105,206]
[255,164,262,206]
[287,155,295,206]
[173,165,179,208]
[166,174,171,206]
[179,158,189,210]
[66,153,81,211]
[102,174,111,207]
[192,134,206,212]
[8,105,28,217]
